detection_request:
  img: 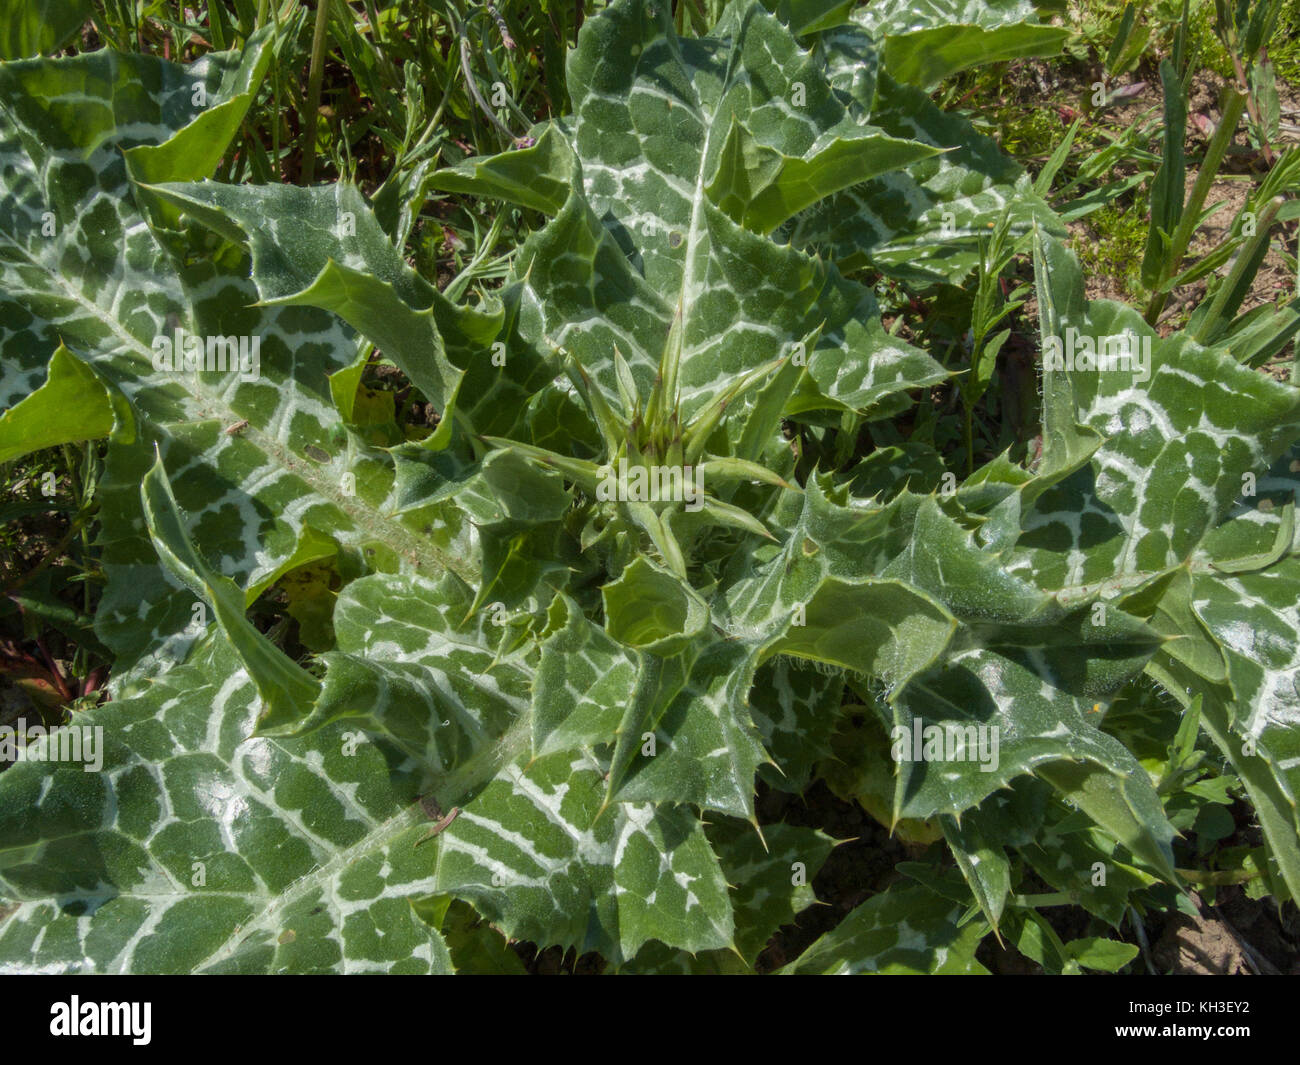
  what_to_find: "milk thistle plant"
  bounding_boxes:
[0,0,1297,975]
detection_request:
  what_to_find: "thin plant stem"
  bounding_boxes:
[300,0,332,185]
[459,35,518,142]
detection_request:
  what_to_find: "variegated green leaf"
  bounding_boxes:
[142,178,502,452]
[781,881,989,973]
[0,638,452,974]
[0,34,484,694]
[432,751,734,965]
[750,656,844,792]
[784,58,1064,285]
[1014,234,1300,897]
[852,0,1068,90]
[622,819,835,971]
